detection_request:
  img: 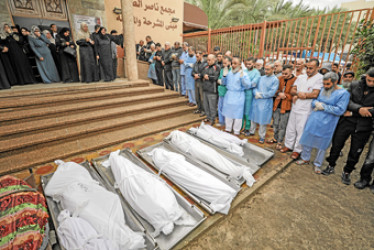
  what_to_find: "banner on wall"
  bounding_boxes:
[73,14,102,33]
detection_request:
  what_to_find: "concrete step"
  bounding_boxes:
[0,112,203,174]
[0,91,180,122]
[0,105,195,153]
[0,98,190,137]
[0,80,150,99]
[0,85,163,109]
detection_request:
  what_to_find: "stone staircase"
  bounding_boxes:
[0,80,202,174]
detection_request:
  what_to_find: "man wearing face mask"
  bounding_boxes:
[296,72,350,174]
[241,57,261,136]
[221,57,254,135]
[184,47,197,106]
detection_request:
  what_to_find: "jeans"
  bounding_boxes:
[300,145,326,167]
[172,68,180,92]
[180,74,186,95]
[164,67,173,90]
[273,108,290,143]
[187,89,196,104]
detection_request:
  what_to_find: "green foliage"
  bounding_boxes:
[351,19,374,77]
[186,0,344,29]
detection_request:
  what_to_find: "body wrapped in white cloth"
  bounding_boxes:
[189,122,247,156]
[44,160,145,250]
[149,148,238,214]
[57,209,118,250]
[108,150,194,237]
[167,130,255,186]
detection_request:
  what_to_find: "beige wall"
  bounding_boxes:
[341,0,374,10]
[105,0,184,45]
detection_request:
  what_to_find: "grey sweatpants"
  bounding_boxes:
[203,91,217,122]
[273,108,290,143]
[195,80,204,112]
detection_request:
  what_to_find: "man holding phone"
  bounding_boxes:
[322,68,374,185]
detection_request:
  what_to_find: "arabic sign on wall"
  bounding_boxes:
[73,14,102,33]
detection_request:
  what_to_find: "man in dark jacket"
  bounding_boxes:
[143,36,154,62]
[171,42,183,92]
[163,42,173,90]
[202,54,220,125]
[322,68,374,185]
[192,51,206,115]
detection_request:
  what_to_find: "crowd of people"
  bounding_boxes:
[141,40,374,193]
[0,22,123,90]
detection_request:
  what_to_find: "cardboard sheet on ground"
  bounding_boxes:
[91,149,206,250]
[166,130,256,187]
[41,161,156,250]
[188,122,274,166]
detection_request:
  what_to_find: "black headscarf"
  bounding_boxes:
[59,27,70,40]
[98,26,107,39]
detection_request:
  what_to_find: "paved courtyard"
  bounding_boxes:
[186,144,374,249]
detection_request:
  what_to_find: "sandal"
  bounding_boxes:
[203,118,209,122]
[266,138,278,144]
[276,143,283,150]
[315,166,321,174]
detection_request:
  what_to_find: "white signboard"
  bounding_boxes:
[73,14,102,33]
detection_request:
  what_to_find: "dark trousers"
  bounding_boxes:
[195,80,204,112]
[327,119,371,173]
[203,91,217,122]
[155,66,164,87]
[360,136,374,182]
[112,58,117,79]
[164,67,173,90]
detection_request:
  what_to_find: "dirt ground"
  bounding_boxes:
[186,145,374,249]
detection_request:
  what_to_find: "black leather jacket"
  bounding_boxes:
[192,60,207,82]
[201,64,220,93]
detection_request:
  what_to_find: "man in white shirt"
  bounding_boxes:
[281,59,323,160]
[50,23,58,39]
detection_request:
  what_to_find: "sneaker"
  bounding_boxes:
[341,172,351,185]
[354,179,370,189]
[321,165,335,176]
[259,138,265,144]
[199,113,206,117]
[314,166,321,174]
[295,159,310,165]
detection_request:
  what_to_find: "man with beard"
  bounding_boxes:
[322,68,374,185]
[241,57,261,135]
[221,57,253,135]
[249,63,279,143]
[192,51,207,115]
[339,71,354,90]
[255,59,265,76]
[143,35,154,62]
[163,42,174,90]
[296,72,350,174]
[202,54,220,125]
[274,60,283,77]
[281,59,323,159]
[269,65,297,150]
[216,53,223,68]
[293,58,306,76]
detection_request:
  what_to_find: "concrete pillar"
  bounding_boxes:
[121,0,138,80]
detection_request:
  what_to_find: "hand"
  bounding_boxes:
[90,40,95,45]
[2,46,8,53]
[204,74,209,80]
[240,70,244,78]
[343,111,352,117]
[255,92,263,99]
[97,55,99,60]
[292,95,298,104]
[223,67,229,77]
[40,57,44,61]
[70,45,74,48]
[217,79,222,85]
[314,101,324,111]
[358,107,373,117]
[66,42,70,46]
[298,92,307,99]
[86,38,90,42]
[278,92,286,99]
[162,61,165,66]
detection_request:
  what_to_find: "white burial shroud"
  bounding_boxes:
[167,130,255,187]
[149,148,238,214]
[189,122,247,156]
[108,150,194,237]
[57,209,118,250]
[44,160,145,250]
